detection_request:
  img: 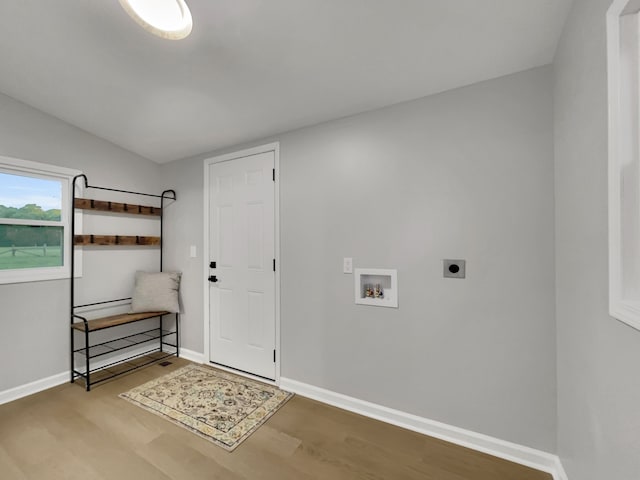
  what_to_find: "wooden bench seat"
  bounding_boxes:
[71,311,170,332]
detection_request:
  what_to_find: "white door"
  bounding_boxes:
[208,151,276,380]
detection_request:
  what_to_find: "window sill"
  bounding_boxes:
[0,267,71,285]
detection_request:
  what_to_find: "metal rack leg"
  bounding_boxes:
[85,328,91,392]
[176,313,180,358]
[160,315,163,352]
[70,327,75,383]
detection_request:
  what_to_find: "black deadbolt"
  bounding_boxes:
[209,261,216,268]
[448,264,460,274]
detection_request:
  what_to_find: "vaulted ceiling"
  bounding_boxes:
[0,1,573,163]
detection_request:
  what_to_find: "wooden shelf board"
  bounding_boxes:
[74,235,160,246]
[72,311,171,332]
[74,198,161,216]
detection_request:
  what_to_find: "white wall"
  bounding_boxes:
[0,92,162,391]
[554,0,640,478]
[162,66,557,452]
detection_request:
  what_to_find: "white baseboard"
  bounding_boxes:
[179,347,204,364]
[553,457,569,480]
[0,371,68,406]
[280,377,568,480]
[1,344,182,405]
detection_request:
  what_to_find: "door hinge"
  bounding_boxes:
[273,258,276,272]
[272,168,275,181]
[273,350,276,362]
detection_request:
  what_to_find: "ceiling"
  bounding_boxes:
[0,1,573,164]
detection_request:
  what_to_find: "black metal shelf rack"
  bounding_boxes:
[70,174,178,391]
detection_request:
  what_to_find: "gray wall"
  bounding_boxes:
[162,66,557,452]
[160,159,205,359]
[554,0,640,478]
[4,1,639,469]
[0,92,161,391]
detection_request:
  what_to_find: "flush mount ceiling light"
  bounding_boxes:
[119,0,192,40]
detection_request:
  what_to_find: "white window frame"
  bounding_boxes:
[608,0,640,331]
[0,155,81,285]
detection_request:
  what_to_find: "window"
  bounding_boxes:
[0,156,80,284]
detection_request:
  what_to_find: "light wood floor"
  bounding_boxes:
[0,358,551,480]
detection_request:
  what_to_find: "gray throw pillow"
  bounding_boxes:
[130,271,181,313]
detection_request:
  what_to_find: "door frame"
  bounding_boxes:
[203,142,281,385]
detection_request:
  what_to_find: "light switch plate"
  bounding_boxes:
[189,245,197,258]
[343,257,353,274]
[443,259,465,278]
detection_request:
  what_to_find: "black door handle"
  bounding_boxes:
[208,275,218,283]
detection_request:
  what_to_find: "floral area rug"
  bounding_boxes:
[119,364,293,451]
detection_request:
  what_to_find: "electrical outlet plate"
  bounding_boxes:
[343,257,353,274]
[443,259,465,278]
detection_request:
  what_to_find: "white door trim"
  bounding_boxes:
[203,142,280,385]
